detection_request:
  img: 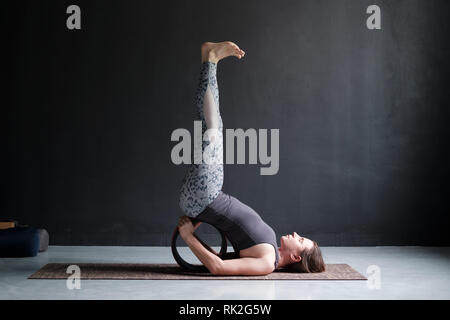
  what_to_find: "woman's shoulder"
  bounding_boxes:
[239,243,276,266]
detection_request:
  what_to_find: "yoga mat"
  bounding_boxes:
[29,263,367,280]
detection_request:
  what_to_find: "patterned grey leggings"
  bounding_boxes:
[178,61,224,217]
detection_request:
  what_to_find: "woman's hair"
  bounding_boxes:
[288,241,326,273]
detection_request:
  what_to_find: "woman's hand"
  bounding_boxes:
[178,216,201,241]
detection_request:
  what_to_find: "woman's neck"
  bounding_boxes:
[276,248,290,269]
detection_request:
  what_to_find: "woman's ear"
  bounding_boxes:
[290,253,302,263]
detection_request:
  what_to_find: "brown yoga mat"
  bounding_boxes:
[29,263,367,280]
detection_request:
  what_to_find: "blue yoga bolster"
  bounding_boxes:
[0,226,40,257]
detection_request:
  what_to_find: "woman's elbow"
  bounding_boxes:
[208,261,224,275]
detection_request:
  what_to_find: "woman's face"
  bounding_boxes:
[280,232,314,255]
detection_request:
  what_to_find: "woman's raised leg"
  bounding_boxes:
[178,42,245,217]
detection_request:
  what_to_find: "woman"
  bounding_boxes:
[178,41,325,276]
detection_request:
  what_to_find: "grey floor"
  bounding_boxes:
[1,246,449,300]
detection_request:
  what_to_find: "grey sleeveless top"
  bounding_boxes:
[197,191,280,269]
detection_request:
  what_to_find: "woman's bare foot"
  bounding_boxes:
[201,41,245,63]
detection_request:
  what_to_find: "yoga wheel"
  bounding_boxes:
[171,218,228,273]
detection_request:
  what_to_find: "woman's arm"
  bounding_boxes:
[192,233,219,256]
[215,257,275,276]
[178,216,274,276]
[184,234,273,276]
[184,234,224,273]
[178,216,222,273]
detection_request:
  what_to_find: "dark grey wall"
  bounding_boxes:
[5,0,450,246]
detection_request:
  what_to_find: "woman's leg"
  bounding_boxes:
[179,42,245,217]
[196,61,219,139]
[198,41,245,157]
